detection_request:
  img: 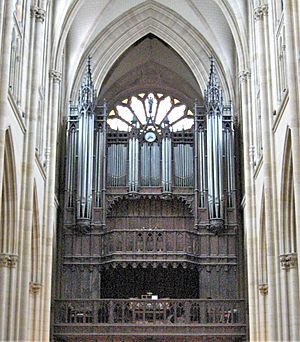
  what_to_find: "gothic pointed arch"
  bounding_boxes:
[0,128,17,255]
[280,128,297,254]
[65,1,235,102]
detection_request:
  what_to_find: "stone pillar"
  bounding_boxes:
[0,254,10,340]
[279,254,290,341]
[239,70,258,340]
[16,5,46,341]
[40,69,61,341]
[282,0,300,277]
[7,255,18,340]
[280,253,299,340]
[254,4,278,341]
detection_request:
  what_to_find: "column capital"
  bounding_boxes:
[239,70,251,83]
[0,254,10,268]
[258,283,268,295]
[280,253,298,270]
[29,282,42,294]
[49,70,62,83]
[8,254,18,268]
[254,4,269,21]
[30,5,46,23]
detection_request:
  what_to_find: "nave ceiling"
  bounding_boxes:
[51,0,248,108]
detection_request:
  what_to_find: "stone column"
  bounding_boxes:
[16,5,46,341]
[239,70,258,340]
[7,255,18,340]
[0,254,10,340]
[280,253,299,340]
[279,254,290,341]
[282,0,300,277]
[40,69,61,341]
[254,4,278,341]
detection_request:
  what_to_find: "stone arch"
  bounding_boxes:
[280,128,296,254]
[0,128,17,255]
[52,1,248,105]
[52,0,248,74]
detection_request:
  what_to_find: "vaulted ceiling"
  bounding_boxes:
[51,0,248,107]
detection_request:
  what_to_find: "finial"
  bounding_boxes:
[208,56,218,87]
[85,56,93,87]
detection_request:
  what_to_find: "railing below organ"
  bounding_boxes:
[54,299,245,325]
[97,230,202,256]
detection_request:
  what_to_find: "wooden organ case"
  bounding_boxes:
[53,59,247,341]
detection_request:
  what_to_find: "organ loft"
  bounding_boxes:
[53,51,246,341]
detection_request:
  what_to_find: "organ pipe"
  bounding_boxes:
[225,122,234,207]
[129,119,139,192]
[204,58,224,222]
[66,106,78,207]
[198,127,206,207]
[162,119,172,192]
[76,58,95,222]
[94,102,107,207]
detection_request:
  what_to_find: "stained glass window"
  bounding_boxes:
[107,92,193,132]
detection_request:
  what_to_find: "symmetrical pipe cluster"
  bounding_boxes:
[65,58,234,234]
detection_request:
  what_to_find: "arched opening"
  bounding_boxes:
[0,129,17,255]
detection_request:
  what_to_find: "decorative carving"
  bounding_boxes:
[49,70,62,83]
[280,253,298,270]
[208,218,224,234]
[239,70,251,83]
[0,254,10,268]
[30,282,42,294]
[258,283,268,295]
[254,5,268,21]
[76,218,91,234]
[0,254,18,268]
[30,6,46,22]
[8,255,18,268]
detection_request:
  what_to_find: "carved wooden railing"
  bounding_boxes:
[100,230,204,256]
[54,299,245,325]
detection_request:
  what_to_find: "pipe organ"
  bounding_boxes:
[55,57,245,340]
[65,58,235,233]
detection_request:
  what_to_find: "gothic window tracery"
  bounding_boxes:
[107,92,194,132]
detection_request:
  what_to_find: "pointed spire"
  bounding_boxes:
[86,56,93,88]
[78,57,95,111]
[204,56,223,109]
[208,57,218,88]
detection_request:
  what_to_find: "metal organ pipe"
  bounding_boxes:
[204,58,224,222]
[225,124,234,207]
[76,58,95,223]
[129,129,139,192]
[162,133,172,192]
[94,129,104,207]
[66,106,78,207]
